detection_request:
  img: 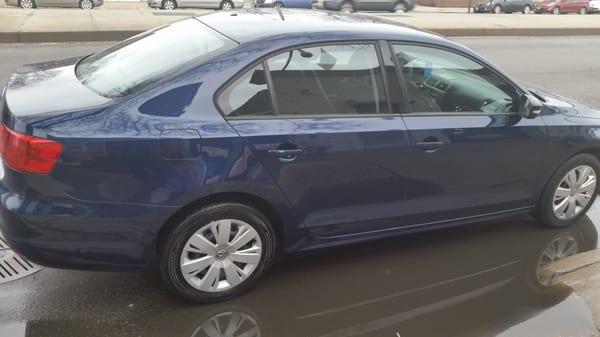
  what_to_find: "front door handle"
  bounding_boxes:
[267,148,303,162]
[416,138,445,153]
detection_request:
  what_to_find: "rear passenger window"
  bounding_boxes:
[266,44,388,116]
[218,64,273,117]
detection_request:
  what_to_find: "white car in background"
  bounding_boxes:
[590,0,600,12]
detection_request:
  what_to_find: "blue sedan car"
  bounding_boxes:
[254,0,312,8]
[1,9,599,303]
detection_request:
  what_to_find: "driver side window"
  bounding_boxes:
[390,44,519,114]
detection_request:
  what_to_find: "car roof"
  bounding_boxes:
[198,9,449,46]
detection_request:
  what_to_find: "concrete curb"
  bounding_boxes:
[3,27,600,43]
[548,249,600,277]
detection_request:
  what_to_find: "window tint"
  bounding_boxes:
[218,64,273,117]
[76,19,235,98]
[266,44,388,116]
[391,44,520,114]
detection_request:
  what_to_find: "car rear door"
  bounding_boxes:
[388,42,548,226]
[219,42,412,238]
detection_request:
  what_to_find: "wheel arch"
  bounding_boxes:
[155,191,286,256]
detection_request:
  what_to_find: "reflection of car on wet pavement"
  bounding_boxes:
[7,215,598,337]
[2,9,600,303]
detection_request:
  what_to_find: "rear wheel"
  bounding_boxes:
[160,203,277,303]
[536,154,599,228]
[273,1,283,7]
[579,6,587,14]
[161,0,176,9]
[19,0,35,9]
[493,4,502,13]
[552,6,561,14]
[523,4,532,13]
[339,1,355,12]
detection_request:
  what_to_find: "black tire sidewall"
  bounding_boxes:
[537,154,600,228]
[160,203,276,303]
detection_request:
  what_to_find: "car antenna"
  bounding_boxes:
[275,5,285,21]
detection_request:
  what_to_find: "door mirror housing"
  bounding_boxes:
[519,94,543,119]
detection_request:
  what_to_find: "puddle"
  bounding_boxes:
[0,214,598,337]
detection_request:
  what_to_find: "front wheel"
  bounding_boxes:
[493,4,502,13]
[536,154,599,228]
[579,7,587,14]
[220,0,234,9]
[552,6,561,14]
[523,4,532,13]
[392,1,405,12]
[79,0,93,9]
[160,203,277,303]
[339,1,355,12]
[19,0,35,8]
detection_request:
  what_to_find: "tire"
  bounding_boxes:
[536,153,600,228]
[160,203,277,303]
[391,0,405,12]
[493,4,502,13]
[161,0,176,9]
[579,7,587,14]
[273,1,283,7]
[19,0,35,8]
[552,6,561,14]
[339,1,355,12]
[523,4,531,13]
[220,0,234,9]
[79,0,93,9]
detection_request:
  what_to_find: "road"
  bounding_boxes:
[1,36,600,108]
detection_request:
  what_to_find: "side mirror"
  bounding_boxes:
[519,94,543,119]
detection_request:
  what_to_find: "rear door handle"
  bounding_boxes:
[267,148,303,162]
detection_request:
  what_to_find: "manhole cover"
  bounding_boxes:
[0,236,41,284]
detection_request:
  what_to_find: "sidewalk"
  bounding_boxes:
[2,4,600,42]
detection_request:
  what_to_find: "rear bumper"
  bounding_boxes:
[0,184,177,271]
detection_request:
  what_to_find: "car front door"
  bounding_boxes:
[388,42,547,226]
[219,42,412,238]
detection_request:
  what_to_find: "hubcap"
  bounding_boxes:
[553,165,596,220]
[164,1,174,9]
[81,0,92,9]
[20,0,33,8]
[193,311,260,337]
[180,219,262,292]
[524,6,530,13]
[536,235,578,285]
[222,1,232,9]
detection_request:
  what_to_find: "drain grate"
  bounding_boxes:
[0,236,41,284]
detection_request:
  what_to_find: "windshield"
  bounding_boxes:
[75,19,235,98]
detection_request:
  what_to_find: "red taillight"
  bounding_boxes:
[0,124,63,174]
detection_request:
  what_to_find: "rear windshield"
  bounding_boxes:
[75,19,235,98]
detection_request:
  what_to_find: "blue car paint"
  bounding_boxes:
[1,9,600,271]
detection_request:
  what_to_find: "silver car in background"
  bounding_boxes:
[147,0,243,9]
[4,0,102,9]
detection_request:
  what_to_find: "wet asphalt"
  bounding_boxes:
[1,37,600,337]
